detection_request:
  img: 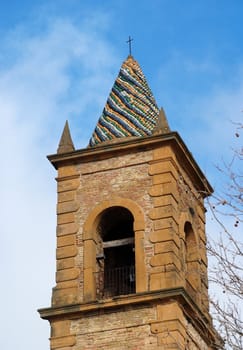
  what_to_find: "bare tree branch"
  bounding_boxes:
[207,123,243,349]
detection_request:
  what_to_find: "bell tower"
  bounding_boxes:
[39,56,220,349]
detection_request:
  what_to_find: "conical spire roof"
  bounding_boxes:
[89,55,160,147]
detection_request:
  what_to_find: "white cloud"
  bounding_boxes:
[156,52,243,182]
[184,77,243,177]
[0,12,117,350]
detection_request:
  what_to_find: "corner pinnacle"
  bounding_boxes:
[57,120,75,154]
[153,107,171,135]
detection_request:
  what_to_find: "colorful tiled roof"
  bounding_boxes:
[89,55,159,147]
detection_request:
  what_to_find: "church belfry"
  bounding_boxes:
[39,55,220,349]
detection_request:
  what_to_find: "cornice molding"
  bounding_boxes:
[47,132,213,195]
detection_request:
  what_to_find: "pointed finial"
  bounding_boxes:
[153,107,171,135]
[126,36,133,56]
[57,120,75,154]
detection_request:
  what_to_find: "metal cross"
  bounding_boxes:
[126,36,133,56]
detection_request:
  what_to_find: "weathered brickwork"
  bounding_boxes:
[51,137,210,313]
[72,305,157,350]
[75,149,154,301]
[186,322,208,350]
[39,134,219,350]
[147,143,211,313]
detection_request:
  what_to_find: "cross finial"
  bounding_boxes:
[126,36,133,56]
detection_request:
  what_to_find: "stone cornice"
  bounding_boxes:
[38,287,218,348]
[38,288,203,321]
[47,132,213,196]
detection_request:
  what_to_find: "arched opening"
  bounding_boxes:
[184,222,199,299]
[83,197,146,302]
[97,206,135,298]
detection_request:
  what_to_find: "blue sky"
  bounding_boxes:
[1,1,242,349]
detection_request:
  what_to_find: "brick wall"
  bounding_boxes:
[76,149,154,301]
[71,304,157,350]
[46,137,215,349]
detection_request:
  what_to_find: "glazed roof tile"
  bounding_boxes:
[89,55,159,147]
